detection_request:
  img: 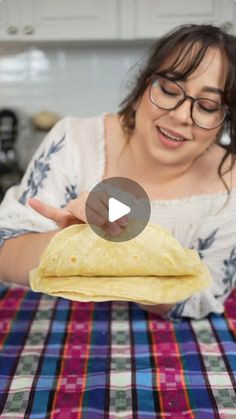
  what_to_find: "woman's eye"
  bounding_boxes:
[160,85,179,96]
[198,101,219,113]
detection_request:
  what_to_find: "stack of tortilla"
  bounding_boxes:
[29,222,212,305]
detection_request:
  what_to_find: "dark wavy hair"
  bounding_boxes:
[118,24,236,199]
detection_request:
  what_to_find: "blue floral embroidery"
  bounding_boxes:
[18,135,65,205]
[216,247,236,298]
[61,184,78,208]
[0,228,35,248]
[195,228,218,259]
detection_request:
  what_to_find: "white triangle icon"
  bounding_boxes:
[108,197,131,222]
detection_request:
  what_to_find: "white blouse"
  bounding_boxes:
[0,115,235,320]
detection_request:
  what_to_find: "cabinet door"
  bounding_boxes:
[20,0,119,41]
[135,0,234,39]
[0,0,21,40]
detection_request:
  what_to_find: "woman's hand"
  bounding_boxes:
[28,191,128,235]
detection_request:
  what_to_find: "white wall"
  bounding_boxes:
[0,41,230,170]
[0,43,150,117]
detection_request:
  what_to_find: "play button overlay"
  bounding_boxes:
[108,198,131,222]
[85,177,151,242]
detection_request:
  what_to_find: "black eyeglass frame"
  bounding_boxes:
[149,74,229,130]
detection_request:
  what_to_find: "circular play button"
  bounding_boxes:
[85,177,151,242]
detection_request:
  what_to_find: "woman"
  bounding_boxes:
[0,24,236,319]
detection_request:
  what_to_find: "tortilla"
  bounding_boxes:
[29,222,212,304]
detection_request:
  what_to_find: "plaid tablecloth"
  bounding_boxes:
[0,284,236,419]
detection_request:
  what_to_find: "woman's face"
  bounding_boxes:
[133,47,228,167]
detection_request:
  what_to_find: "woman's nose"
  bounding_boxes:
[169,99,193,125]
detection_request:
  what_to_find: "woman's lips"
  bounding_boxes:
[157,127,188,149]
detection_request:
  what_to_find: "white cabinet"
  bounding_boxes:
[134,0,234,39]
[0,0,20,40]
[0,0,119,41]
[0,0,235,42]
[20,0,119,40]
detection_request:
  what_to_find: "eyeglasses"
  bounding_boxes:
[149,75,228,130]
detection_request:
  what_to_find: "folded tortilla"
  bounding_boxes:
[29,222,212,304]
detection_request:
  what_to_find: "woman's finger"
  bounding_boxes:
[28,194,126,235]
[86,190,109,220]
[86,199,108,221]
[28,198,67,224]
[99,191,129,231]
[105,221,123,236]
[95,190,129,230]
[66,195,87,223]
[86,192,124,234]
[85,206,106,227]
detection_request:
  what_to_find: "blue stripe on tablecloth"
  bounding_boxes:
[210,314,236,383]
[26,296,70,417]
[81,302,112,418]
[129,303,157,415]
[173,319,217,415]
[0,289,41,411]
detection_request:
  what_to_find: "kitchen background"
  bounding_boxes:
[0,43,145,169]
[0,0,235,200]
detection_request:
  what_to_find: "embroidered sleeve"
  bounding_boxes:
[0,118,79,247]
